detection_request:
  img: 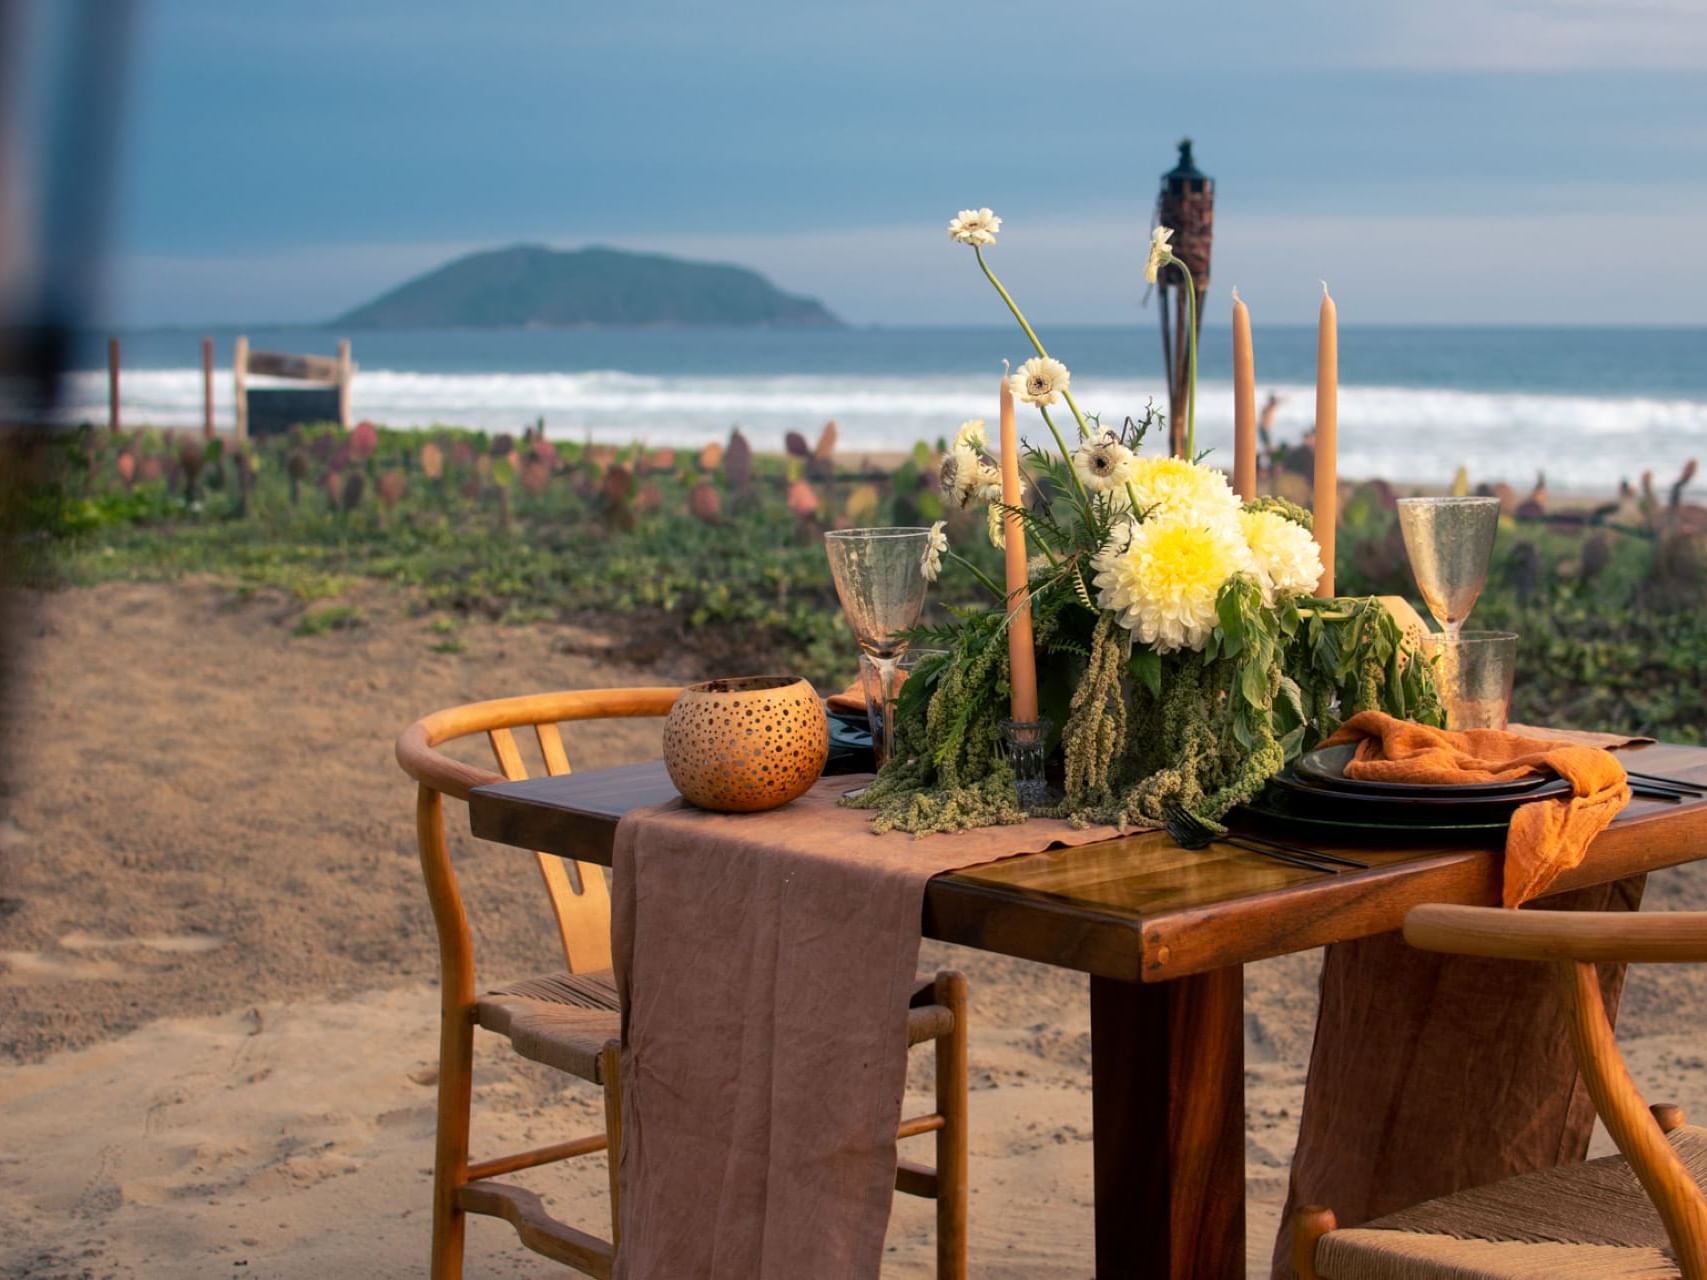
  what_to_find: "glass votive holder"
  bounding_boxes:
[1001,717,1053,813]
[858,648,948,769]
[1420,630,1519,730]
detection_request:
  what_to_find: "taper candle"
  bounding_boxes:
[1231,287,1256,501]
[998,370,1039,722]
[1313,282,1338,596]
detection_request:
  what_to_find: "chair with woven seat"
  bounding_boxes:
[1292,903,1707,1280]
[396,688,970,1280]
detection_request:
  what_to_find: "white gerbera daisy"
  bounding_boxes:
[1092,513,1254,653]
[1117,455,1241,527]
[953,419,988,451]
[975,462,1005,504]
[921,520,948,582]
[1010,356,1070,408]
[1072,431,1137,493]
[940,444,984,508]
[1239,509,1323,602]
[1144,225,1175,285]
[947,208,1001,247]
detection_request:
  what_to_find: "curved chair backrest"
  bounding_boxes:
[1406,903,1707,1278]
[397,688,681,979]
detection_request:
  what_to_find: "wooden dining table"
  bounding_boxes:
[467,742,1707,1280]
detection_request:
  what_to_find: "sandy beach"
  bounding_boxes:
[4,579,1706,1278]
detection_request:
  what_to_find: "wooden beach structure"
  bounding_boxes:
[232,336,354,439]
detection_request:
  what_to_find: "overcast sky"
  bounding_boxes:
[35,0,1707,327]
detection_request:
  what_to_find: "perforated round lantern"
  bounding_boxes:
[662,676,830,812]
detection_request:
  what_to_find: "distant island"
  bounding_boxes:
[335,244,842,329]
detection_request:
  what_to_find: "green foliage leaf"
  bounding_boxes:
[1130,646,1161,697]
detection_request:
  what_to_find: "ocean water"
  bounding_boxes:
[64,324,1707,492]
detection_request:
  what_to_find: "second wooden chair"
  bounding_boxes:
[1293,902,1707,1280]
[396,687,970,1279]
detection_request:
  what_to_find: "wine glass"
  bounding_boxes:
[1396,496,1501,635]
[824,528,931,767]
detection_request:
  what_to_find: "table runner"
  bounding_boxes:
[609,773,1128,1278]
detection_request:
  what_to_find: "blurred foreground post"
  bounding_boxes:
[201,336,214,438]
[2,0,137,798]
[107,336,119,431]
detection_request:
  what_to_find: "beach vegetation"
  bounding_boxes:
[21,417,1707,741]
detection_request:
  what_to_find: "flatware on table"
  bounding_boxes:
[1627,770,1707,795]
[1164,803,1367,874]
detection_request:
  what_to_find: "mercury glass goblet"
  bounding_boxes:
[1396,496,1502,635]
[825,528,932,768]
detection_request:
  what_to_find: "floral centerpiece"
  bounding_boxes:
[853,210,1442,835]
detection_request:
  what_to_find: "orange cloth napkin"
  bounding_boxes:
[824,668,915,716]
[1320,711,1631,907]
[824,678,868,715]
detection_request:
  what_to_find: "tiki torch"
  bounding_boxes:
[1154,138,1214,459]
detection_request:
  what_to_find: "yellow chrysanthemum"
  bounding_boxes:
[1116,455,1240,526]
[1239,508,1323,602]
[1092,514,1253,653]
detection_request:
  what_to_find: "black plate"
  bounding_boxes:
[1295,742,1559,798]
[824,709,876,776]
[1236,786,1512,843]
[1270,766,1569,817]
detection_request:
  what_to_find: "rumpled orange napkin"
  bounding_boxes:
[824,669,916,716]
[824,678,868,715]
[1320,711,1631,907]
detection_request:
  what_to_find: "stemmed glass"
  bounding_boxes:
[824,528,931,767]
[1395,496,1501,635]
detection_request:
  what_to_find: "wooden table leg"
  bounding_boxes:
[1090,965,1245,1279]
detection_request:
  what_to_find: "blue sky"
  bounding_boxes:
[32,0,1707,326]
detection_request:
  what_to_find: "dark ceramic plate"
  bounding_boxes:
[824,708,876,776]
[1270,765,1569,817]
[1236,785,1512,842]
[1295,742,1559,798]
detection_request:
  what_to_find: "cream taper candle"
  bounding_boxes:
[1313,282,1338,596]
[998,370,1039,722]
[1232,287,1256,502]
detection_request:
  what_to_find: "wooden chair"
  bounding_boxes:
[1292,903,1707,1280]
[396,688,971,1280]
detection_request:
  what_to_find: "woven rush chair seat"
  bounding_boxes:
[479,970,955,1083]
[1317,1124,1707,1279]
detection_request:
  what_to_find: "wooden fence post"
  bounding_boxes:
[201,336,215,439]
[107,337,120,433]
[233,335,249,441]
[336,338,352,428]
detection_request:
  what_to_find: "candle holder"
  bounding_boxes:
[1001,717,1053,814]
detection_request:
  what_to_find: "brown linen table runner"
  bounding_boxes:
[609,773,1128,1279]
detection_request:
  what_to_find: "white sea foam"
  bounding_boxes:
[60,367,1707,491]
